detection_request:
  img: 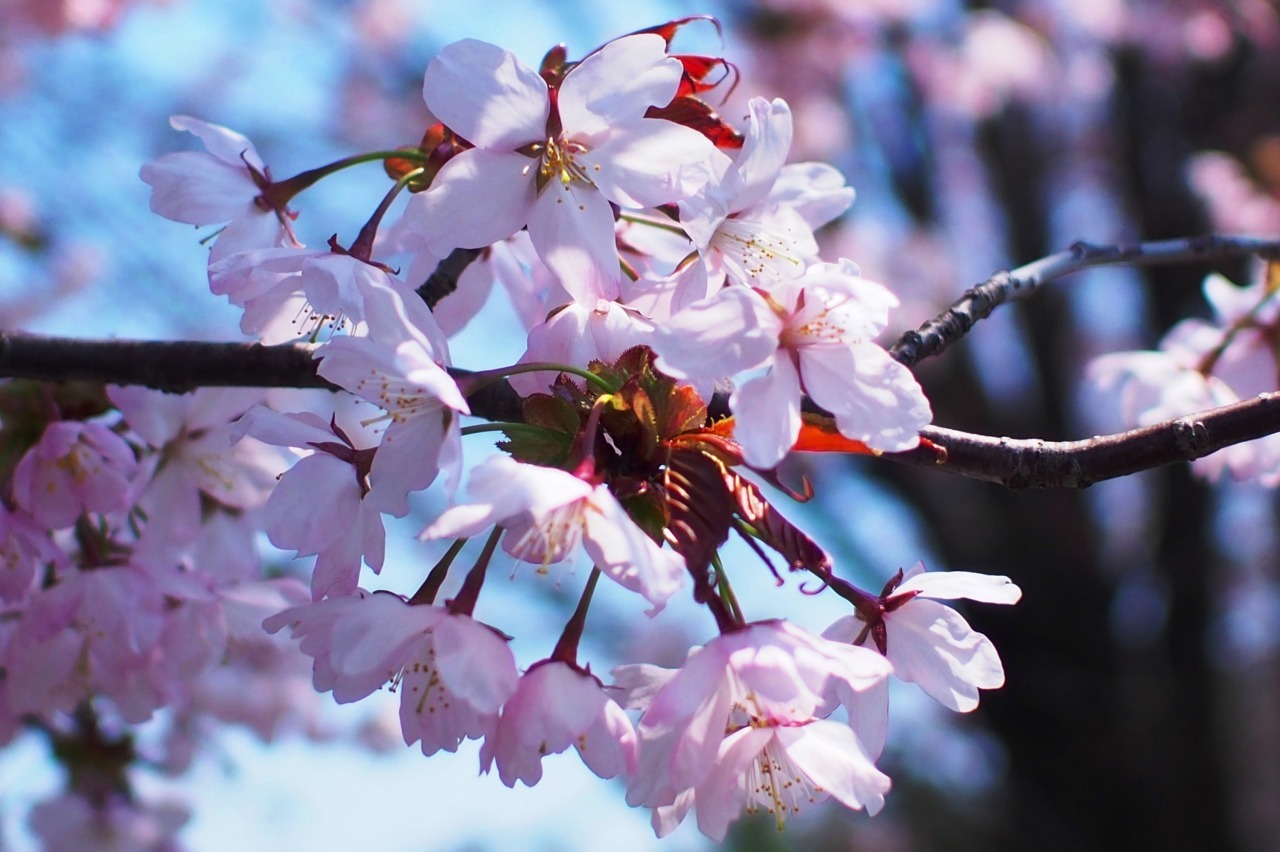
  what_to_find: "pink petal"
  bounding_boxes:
[406,148,536,253]
[776,721,890,814]
[886,598,1005,712]
[423,39,548,150]
[558,34,681,137]
[525,179,620,300]
[730,357,803,468]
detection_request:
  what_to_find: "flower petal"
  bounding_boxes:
[406,148,536,254]
[558,34,681,137]
[423,39,548,149]
[525,178,620,301]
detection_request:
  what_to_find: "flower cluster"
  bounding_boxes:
[0,22,1018,843]
[1089,270,1280,485]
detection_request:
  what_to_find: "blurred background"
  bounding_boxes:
[2,0,1279,850]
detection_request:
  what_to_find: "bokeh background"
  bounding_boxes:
[2,0,1279,850]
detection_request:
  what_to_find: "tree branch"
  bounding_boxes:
[3,332,1279,489]
[416,247,483,309]
[889,393,1280,489]
[888,235,1280,368]
[0,332,334,394]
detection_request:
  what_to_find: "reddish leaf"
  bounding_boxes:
[628,16,722,46]
[645,97,744,149]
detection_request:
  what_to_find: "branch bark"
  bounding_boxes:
[888,235,1280,367]
[3,331,1279,489]
[5,235,1280,490]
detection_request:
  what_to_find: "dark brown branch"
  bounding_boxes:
[0,332,334,394]
[416,247,483,309]
[888,235,1280,367]
[4,332,1280,489]
[884,392,1280,489]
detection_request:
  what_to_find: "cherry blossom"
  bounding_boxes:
[508,298,656,396]
[652,260,932,466]
[314,275,469,515]
[675,96,853,305]
[11,420,139,529]
[140,116,296,261]
[236,406,386,599]
[1089,272,1280,485]
[109,385,282,557]
[421,454,685,611]
[28,792,189,852]
[405,34,720,298]
[823,562,1021,712]
[264,590,519,755]
[0,503,61,603]
[481,659,637,787]
[623,620,892,837]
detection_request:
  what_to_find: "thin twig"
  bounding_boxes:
[888,235,1280,368]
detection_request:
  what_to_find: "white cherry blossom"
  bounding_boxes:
[421,454,685,612]
[406,34,720,300]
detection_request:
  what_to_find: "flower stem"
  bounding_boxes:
[448,526,503,616]
[550,567,601,666]
[409,537,468,606]
[263,150,429,208]
[455,362,618,396]
[460,421,556,438]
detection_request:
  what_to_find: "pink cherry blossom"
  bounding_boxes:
[625,620,891,816]
[28,792,189,852]
[1089,272,1280,484]
[237,407,386,599]
[823,562,1021,712]
[395,607,519,756]
[421,454,685,611]
[3,566,167,722]
[481,659,637,787]
[406,34,720,299]
[264,590,519,754]
[315,276,469,515]
[508,298,656,396]
[140,115,296,262]
[692,716,889,840]
[109,385,282,556]
[264,589,444,703]
[652,261,932,466]
[677,97,853,303]
[0,503,62,603]
[11,420,139,529]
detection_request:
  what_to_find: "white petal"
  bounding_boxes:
[768,161,856,229]
[423,39,548,149]
[694,726,773,842]
[587,122,718,209]
[140,152,254,224]
[169,115,265,170]
[730,358,803,469]
[777,721,890,815]
[526,179,620,301]
[651,286,781,383]
[801,342,931,453]
[406,148,536,253]
[897,567,1022,604]
[558,34,681,137]
[886,598,1005,712]
[730,98,793,213]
